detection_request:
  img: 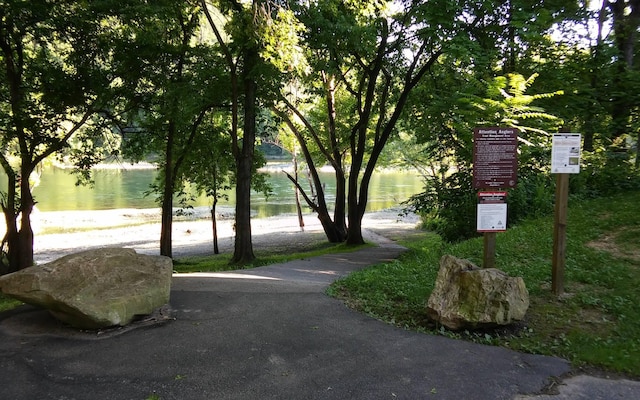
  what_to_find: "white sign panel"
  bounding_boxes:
[477,203,507,232]
[551,134,581,174]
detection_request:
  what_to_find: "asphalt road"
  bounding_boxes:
[2,238,639,399]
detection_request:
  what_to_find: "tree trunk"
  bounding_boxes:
[300,159,346,242]
[323,74,347,238]
[1,213,19,274]
[201,1,253,263]
[584,0,610,153]
[345,182,366,245]
[293,155,305,231]
[333,168,348,239]
[13,162,36,269]
[232,155,255,264]
[636,130,640,168]
[318,212,345,243]
[211,200,219,254]
[504,0,517,74]
[274,93,347,243]
[160,186,173,258]
[160,122,175,258]
[0,163,19,274]
[346,212,365,245]
[346,160,375,246]
[231,44,258,265]
[283,168,345,243]
[608,0,639,144]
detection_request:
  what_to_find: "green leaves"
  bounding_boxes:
[257,8,305,73]
[473,73,564,141]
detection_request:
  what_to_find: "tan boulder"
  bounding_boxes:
[427,255,529,330]
[0,248,172,329]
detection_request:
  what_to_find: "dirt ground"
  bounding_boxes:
[32,207,422,264]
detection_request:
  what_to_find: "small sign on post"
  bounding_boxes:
[473,127,518,269]
[552,134,582,174]
[477,192,508,233]
[477,192,507,269]
[551,133,581,296]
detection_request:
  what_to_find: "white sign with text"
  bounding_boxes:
[552,134,581,174]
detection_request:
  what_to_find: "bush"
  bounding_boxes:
[572,147,640,198]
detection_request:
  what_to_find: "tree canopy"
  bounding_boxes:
[1,0,639,269]
[0,0,134,271]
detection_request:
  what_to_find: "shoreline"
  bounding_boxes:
[31,208,420,265]
[67,160,420,174]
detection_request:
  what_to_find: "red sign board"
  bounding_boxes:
[473,127,518,189]
[477,191,507,204]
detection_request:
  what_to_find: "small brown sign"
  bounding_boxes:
[473,127,518,189]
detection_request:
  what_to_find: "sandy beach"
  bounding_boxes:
[31,207,420,264]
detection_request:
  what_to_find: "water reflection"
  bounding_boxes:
[2,166,423,217]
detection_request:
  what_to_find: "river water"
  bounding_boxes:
[22,165,423,218]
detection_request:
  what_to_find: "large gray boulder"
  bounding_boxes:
[0,248,172,329]
[426,255,529,330]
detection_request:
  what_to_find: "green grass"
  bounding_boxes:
[328,191,640,377]
[0,293,23,312]
[173,240,368,273]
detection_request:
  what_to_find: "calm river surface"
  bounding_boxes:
[23,165,423,218]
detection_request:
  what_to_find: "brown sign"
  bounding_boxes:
[473,127,518,189]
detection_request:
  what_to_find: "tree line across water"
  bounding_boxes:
[1,0,639,273]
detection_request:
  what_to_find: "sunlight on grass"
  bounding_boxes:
[173,241,371,273]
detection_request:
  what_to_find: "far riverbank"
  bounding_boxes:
[23,165,422,214]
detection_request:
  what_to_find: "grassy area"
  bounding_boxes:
[328,191,640,377]
[0,293,23,312]
[173,240,367,273]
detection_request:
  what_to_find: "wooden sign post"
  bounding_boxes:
[473,128,518,268]
[550,133,582,296]
[483,232,497,269]
[552,173,569,295]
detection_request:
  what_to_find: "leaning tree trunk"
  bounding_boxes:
[273,104,347,243]
[293,155,305,231]
[283,169,345,243]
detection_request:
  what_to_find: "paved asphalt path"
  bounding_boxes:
[1,237,639,399]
